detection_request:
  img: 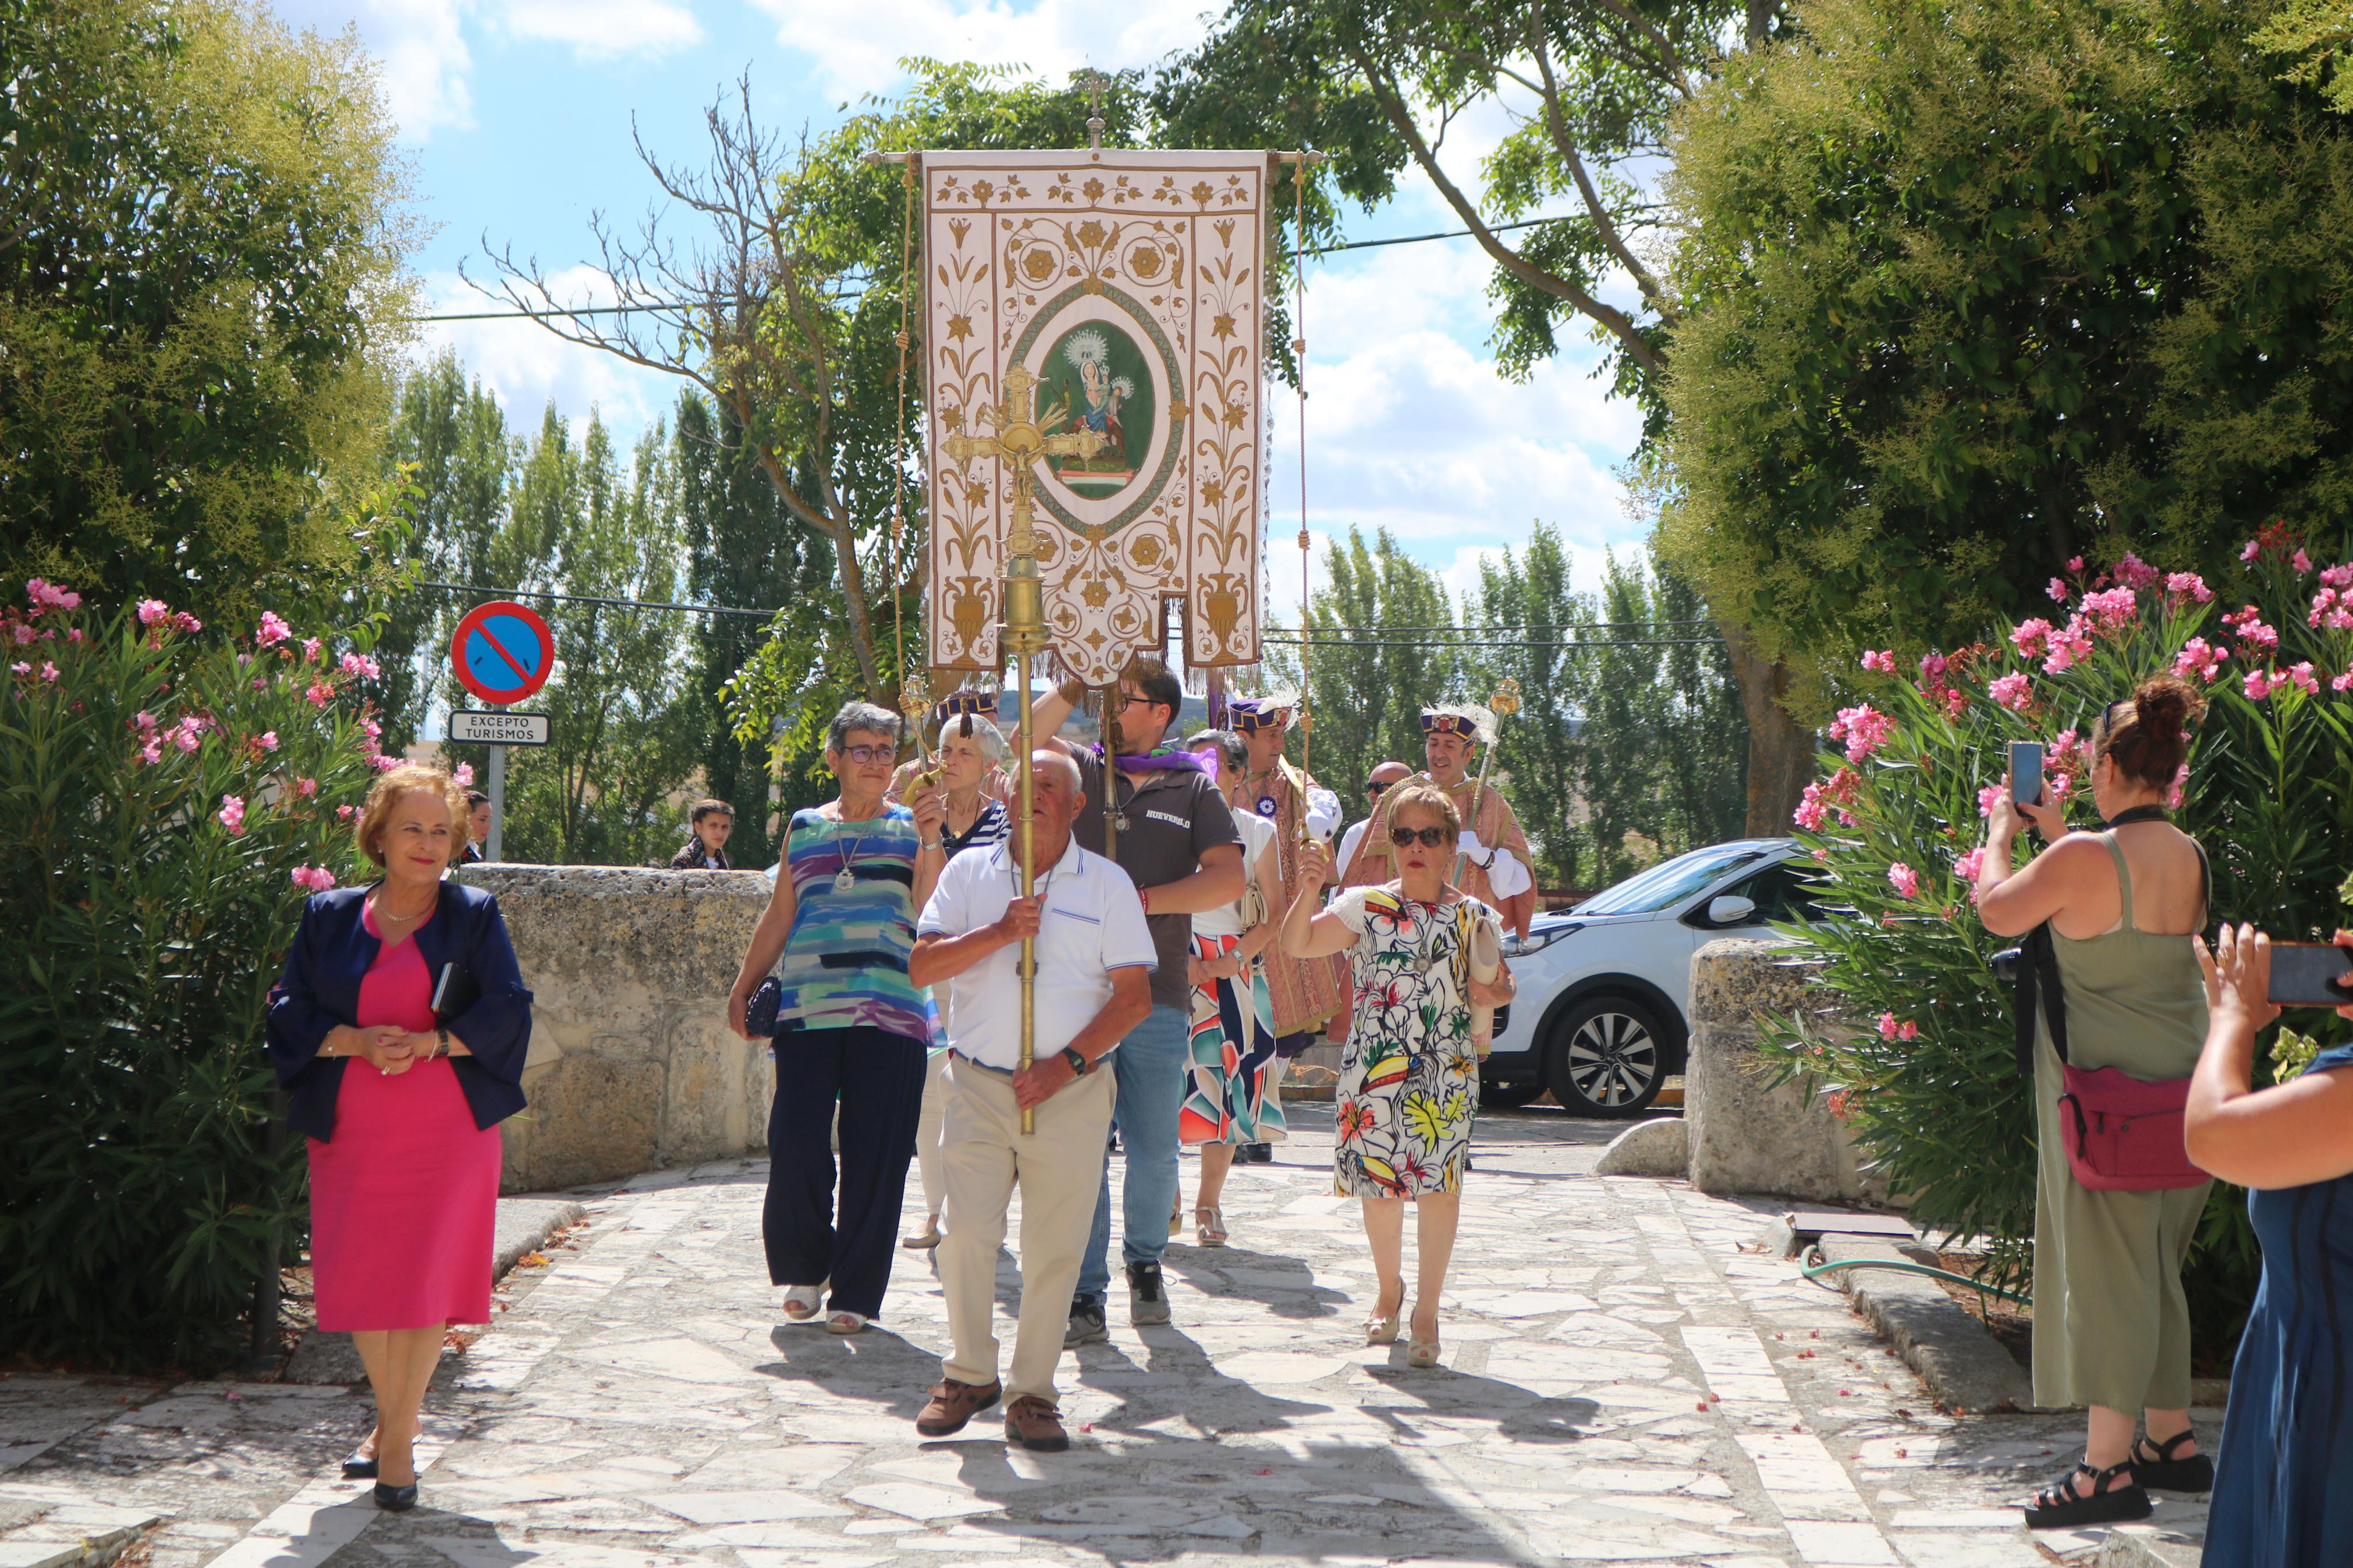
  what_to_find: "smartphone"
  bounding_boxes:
[2010,741,2046,807]
[2267,942,2353,1007]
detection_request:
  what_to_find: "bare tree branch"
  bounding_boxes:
[1525,2,1671,317]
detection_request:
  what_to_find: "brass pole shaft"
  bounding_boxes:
[1016,650,1037,1134]
[1099,682,1120,863]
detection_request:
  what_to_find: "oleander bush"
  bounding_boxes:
[0,582,393,1367]
[1766,531,2353,1362]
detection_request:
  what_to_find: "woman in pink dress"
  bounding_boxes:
[265,765,533,1512]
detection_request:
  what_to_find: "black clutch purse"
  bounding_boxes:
[746,976,782,1037]
[431,961,481,1026]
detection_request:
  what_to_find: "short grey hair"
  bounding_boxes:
[1186,727,1246,773]
[826,701,902,753]
[1032,749,1083,796]
[939,710,1010,765]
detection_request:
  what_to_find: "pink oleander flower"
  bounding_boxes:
[138,738,163,765]
[361,717,382,740]
[7,661,27,675]
[2175,638,2228,682]
[2081,587,2138,631]
[2324,564,2353,591]
[2336,671,2353,694]
[2166,763,2188,811]
[1877,1012,1921,1042]
[2290,662,2320,696]
[65,628,80,643]
[171,719,202,753]
[8,623,30,646]
[2048,772,2073,801]
[1859,649,1896,674]
[301,636,321,662]
[1794,790,1827,832]
[2046,578,2069,603]
[1888,862,1921,899]
[38,662,58,683]
[1978,782,2006,817]
[339,652,381,681]
[176,612,200,633]
[2245,667,2277,702]
[2066,556,2085,573]
[2311,588,2337,627]
[289,865,337,893]
[336,804,357,820]
[137,599,170,626]
[2050,728,2082,771]
[2294,549,2315,574]
[1812,847,1830,862]
[217,795,246,835]
[2113,553,2160,591]
[255,611,292,648]
[451,763,474,787]
[372,753,400,772]
[1955,848,1986,883]
[2223,606,2280,650]
[2164,572,2213,604]
[1919,652,1949,682]
[25,578,81,611]
[1829,703,1895,763]
[134,711,156,731]
[2008,618,2054,659]
[2044,616,2095,673]
[1942,685,1969,719]
[1989,672,2032,710]
[252,675,268,691]
[304,681,332,709]
[294,776,318,798]
[2242,539,2263,563]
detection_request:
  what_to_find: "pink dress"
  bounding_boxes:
[306,904,501,1331]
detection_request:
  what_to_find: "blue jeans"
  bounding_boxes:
[1075,1004,1189,1303]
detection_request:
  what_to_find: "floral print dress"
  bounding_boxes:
[1329,886,1489,1198]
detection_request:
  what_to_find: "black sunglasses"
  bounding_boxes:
[1366,780,1393,797]
[1390,825,1455,848]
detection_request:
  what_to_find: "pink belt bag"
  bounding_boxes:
[2055,1063,2209,1192]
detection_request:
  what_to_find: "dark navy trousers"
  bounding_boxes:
[762,1025,927,1317]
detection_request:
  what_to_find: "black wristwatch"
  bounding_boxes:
[1062,1046,1092,1076]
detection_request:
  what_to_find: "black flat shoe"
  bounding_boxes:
[372,1481,418,1513]
[2132,1430,2214,1494]
[341,1450,378,1480]
[2022,1458,2150,1529]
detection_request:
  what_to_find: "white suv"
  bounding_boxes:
[1482,838,1815,1118]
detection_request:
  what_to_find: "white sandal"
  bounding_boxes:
[1194,1206,1228,1247]
[782,1283,823,1321]
[825,1310,868,1335]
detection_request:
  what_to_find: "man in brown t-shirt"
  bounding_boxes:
[1031,656,1243,1342]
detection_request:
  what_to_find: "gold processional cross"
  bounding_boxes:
[941,363,1104,1128]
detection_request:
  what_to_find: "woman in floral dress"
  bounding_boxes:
[1282,781,1514,1367]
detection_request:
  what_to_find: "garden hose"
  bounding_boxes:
[1800,1244,2033,1307]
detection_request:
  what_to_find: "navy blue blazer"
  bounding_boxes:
[265,880,534,1142]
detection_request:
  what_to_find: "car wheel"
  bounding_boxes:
[1481,1081,1545,1110]
[1543,995,1671,1119]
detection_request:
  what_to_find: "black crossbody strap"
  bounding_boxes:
[2015,921,2068,1075]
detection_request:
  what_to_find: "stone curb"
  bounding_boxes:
[2096,1526,2203,1567]
[280,1194,587,1385]
[1592,1117,1688,1177]
[1811,1234,2036,1416]
[0,1502,164,1568]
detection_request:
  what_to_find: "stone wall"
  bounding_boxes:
[1685,936,1891,1205]
[456,866,773,1193]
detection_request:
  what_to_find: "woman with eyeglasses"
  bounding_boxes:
[1282,781,1514,1368]
[728,701,946,1335]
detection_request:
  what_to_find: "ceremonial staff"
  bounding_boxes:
[942,367,1104,1132]
[1451,678,1521,888]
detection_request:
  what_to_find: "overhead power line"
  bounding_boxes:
[418,581,776,620]
[399,212,1578,324]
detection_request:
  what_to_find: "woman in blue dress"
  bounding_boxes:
[2186,923,2353,1568]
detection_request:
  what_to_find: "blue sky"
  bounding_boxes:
[268,0,1653,611]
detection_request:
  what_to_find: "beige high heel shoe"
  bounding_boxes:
[1364,1286,1404,1345]
[1406,1309,1440,1367]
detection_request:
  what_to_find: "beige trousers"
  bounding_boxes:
[914,1049,950,1219]
[937,1055,1116,1405]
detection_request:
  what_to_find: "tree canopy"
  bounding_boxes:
[0,0,416,624]
[1659,0,2353,677]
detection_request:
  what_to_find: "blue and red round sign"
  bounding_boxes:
[451,600,554,705]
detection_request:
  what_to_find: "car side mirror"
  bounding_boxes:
[1706,894,1756,927]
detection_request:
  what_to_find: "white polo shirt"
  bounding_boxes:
[917,833,1156,1071]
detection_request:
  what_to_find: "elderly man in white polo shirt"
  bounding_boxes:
[907,749,1155,1452]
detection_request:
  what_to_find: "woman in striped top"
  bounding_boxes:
[728,701,945,1335]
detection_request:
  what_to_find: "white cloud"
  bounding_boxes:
[501,0,703,61]
[1265,235,1649,598]
[751,0,1213,99]
[413,268,681,447]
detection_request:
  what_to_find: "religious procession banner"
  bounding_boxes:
[922,148,1269,685]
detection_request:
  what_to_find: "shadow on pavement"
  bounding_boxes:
[754,1322,939,1420]
[1159,1243,1349,1321]
[1360,1360,1602,1443]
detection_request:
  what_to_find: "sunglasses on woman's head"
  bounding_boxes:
[1390,825,1454,848]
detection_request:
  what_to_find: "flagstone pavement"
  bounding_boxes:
[2,1107,2216,1568]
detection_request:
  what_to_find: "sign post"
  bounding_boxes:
[450,600,556,862]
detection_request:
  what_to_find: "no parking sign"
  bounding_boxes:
[452,601,554,706]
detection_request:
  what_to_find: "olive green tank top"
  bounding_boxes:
[2049,831,2208,1082]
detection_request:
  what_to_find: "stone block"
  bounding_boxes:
[453,866,769,1192]
[1813,1235,2033,1415]
[1685,937,1888,1204]
[1593,1117,1688,1178]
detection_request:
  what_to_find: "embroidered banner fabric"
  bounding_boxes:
[923,148,1268,685]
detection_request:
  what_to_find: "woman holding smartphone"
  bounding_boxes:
[1975,676,2212,1529]
[2185,924,2353,1568]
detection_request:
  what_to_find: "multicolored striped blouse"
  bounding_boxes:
[776,804,927,1041]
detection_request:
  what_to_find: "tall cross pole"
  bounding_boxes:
[941,363,1105,1132]
[1079,70,1108,150]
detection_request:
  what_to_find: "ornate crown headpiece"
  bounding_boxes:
[1419,702,1496,746]
[1227,688,1299,734]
